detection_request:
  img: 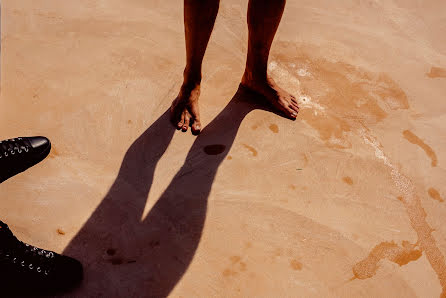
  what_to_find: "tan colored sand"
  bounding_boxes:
[1,0,446,297]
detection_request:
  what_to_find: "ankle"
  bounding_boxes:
[179,79,201,99]
[242,69,267,85]
[183,67,202,88]
[180,80,201,96]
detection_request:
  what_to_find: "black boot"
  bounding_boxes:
[0,137,51,183]
[0,221,83,296]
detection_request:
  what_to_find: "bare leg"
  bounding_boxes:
[171,0,220,134]
[241,0,299,119]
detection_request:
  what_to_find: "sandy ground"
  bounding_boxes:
[1,0,446,297]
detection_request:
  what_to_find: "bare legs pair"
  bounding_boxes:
[171,0,299,134]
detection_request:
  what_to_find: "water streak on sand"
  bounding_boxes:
[242,144,258,157]
[342,177,353,185]
[361,132,446,297]
[427,67,446,78]
[270,43,409,149]
[290,259,303,271]
[269,124,279,133]
[428,188,444,203]
[403,130,437,167]
[353,241,422,279]
[270,45,443,294]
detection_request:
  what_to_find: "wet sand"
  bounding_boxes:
[1,0,446,297]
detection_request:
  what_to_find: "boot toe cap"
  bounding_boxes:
[28,136,51,151]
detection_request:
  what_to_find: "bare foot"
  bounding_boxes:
[170,83,202,135]
[240,75,299,119]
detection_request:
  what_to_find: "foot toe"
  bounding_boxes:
[191,121,201,135]
[290,102,299,111]
[177,119,184,130]
[291,97,298,105]
[182,115,190,132]
[287,106,298,118]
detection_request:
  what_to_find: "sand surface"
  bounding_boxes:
[1,0,446,297]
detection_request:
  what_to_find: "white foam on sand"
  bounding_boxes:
[299,95,325,114]
[268,61,324,115]
[361,130,415,198]
[297,68,311,77]
[268,61,301,91]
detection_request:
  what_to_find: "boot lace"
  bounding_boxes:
[0,221,55,276]
[0,138,30,160]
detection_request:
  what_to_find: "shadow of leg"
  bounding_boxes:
[63,110,175,296]
[138,87,273,297]
[64,86,280,297]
